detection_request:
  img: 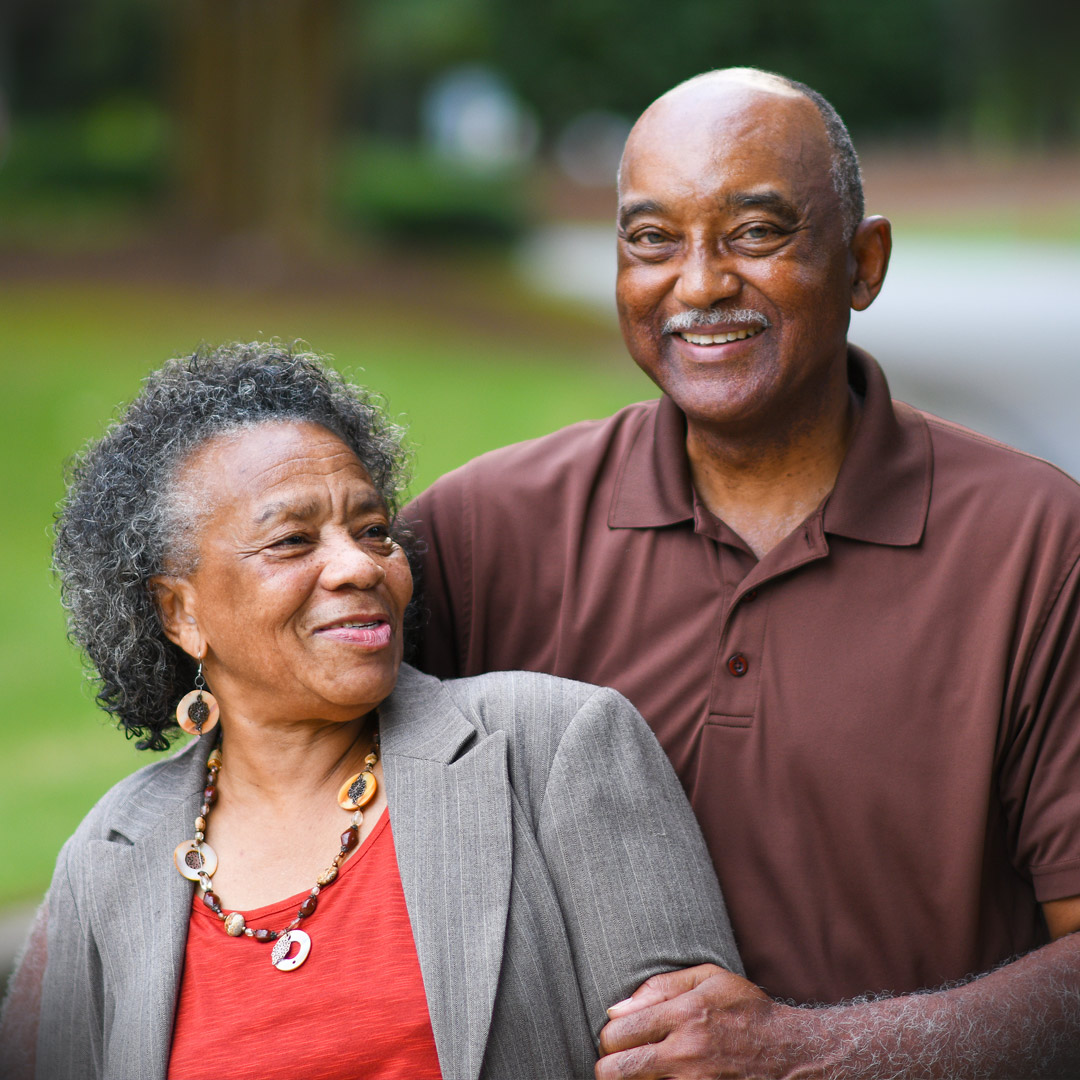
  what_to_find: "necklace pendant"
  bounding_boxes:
[337,768,377,810]
[174,839,218,881]
[271,928,312,972]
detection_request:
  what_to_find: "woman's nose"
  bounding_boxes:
[320,536,386,590]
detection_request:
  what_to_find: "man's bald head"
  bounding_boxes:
[620,68,864,241]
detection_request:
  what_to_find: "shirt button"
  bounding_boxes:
[727,653,749,677]
[744,589,759,602]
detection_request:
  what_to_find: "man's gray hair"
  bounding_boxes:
[777,74,865,241]
[53,341,412,751]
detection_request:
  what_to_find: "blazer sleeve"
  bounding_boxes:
[534,684,743,1035]
[34,841,105,1080]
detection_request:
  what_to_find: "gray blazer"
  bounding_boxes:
[28,666,740,1079]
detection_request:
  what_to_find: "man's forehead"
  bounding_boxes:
[619,79,831,209]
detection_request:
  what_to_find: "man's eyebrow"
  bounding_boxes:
[726,191,801,223]
[618,199,666,229]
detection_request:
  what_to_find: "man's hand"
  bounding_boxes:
[596,964,830,1080]
[596,932,1080,1080]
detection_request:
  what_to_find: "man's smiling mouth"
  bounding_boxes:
[678,325,766,345]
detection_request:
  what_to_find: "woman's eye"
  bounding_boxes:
[274,533,310,548]
[359,524,395,548]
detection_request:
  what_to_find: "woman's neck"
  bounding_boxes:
[212,707,377,814]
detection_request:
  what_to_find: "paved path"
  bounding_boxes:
[519,227,1080,478]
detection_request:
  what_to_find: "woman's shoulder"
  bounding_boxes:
[392,664,659,806]
[399,663,640,744]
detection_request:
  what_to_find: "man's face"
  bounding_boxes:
[616,82,859,435]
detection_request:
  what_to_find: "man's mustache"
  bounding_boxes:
[662,308,771,335]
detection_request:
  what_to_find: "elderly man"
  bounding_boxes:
[405,69,1080,1077]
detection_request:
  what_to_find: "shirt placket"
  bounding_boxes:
[700,514,830,729]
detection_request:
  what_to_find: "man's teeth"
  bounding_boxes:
[337,621,379,629]
[679,326,763,345]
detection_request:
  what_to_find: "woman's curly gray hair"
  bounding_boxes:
[53,341,414,751]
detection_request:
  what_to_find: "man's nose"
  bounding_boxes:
[672,244,741,309]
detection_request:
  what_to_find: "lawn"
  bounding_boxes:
[1,269,655,905]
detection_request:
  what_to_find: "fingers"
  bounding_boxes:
[597,968,775,1079]
[607,964,726,1019]
[595,1040,665,1080]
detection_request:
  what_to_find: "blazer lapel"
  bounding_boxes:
[84,740,208,1079]
[381,665,514,1080]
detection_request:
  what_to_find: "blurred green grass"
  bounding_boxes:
[1,274,654,905]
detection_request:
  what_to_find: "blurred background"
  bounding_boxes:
[2,0,1078,984]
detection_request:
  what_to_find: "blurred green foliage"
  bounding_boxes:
[335,137,529,245]
[0,105,166,198]
[491,0,949,136]
[3,1,1078,248]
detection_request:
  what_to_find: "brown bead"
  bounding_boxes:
[316,865,338,887]
[203,785,218,805]
[253,928,276,943]
[195,816,207,833]
[202,890,221,912]
[340,825,359,852]
[298,895,318,918]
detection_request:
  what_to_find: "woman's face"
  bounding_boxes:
[166,421,412,726]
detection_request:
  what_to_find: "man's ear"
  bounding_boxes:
[150,575,204,659]
[849,215,892,312]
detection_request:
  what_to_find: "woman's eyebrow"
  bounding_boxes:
[253,499,321,526]
[253,491,385,526]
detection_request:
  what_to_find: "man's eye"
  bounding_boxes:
[634,229,668,245]
[742,225,775,239]
[275,534,310,547]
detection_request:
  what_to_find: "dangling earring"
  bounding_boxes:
[176,662,220,736]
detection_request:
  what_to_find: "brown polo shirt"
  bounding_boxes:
[403,347,1080,1005]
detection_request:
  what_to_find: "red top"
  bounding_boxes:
[169,813,443,1080]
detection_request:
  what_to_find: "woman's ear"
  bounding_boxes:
[150,576,205,659]
[849,215,892,312]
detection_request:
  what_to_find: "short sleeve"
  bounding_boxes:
[1000,551,1080,901]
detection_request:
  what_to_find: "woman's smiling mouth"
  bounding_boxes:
[315,618,392,647]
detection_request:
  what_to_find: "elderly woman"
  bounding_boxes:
[0,343,739,1080]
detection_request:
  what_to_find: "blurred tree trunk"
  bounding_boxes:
[170,0,341,247]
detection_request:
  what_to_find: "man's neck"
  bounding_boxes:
[687,386,859,560]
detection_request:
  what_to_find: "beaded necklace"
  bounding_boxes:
[173,726,380,972]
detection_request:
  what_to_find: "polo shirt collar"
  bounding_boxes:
[608,345,931,547]
[609,391,694,527]
[824,346,931,546]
